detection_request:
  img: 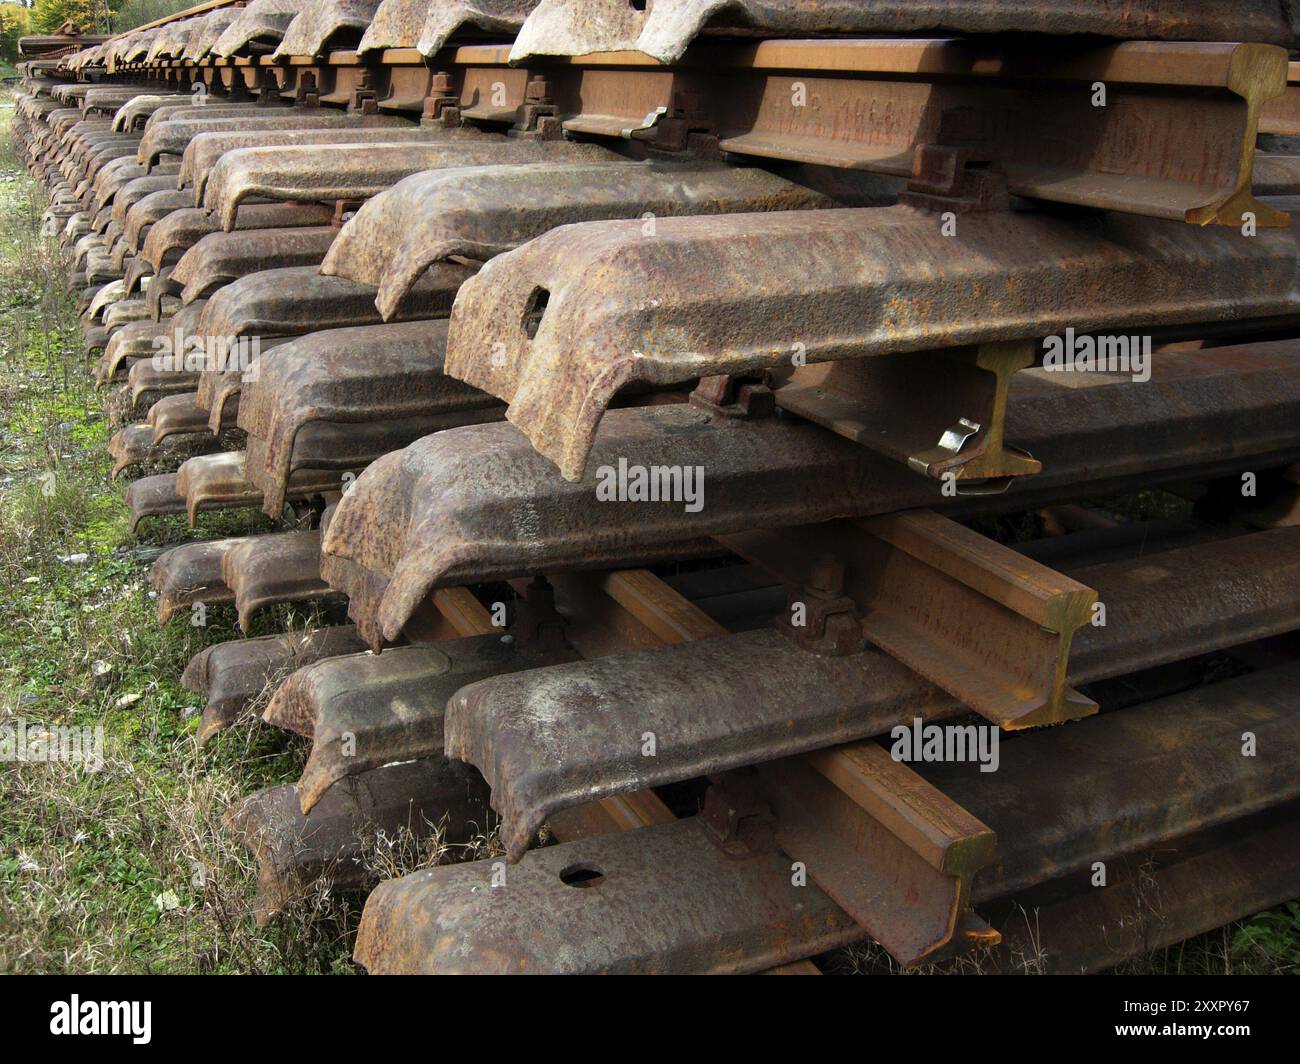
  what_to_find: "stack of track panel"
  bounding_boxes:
[14,0,1300,974]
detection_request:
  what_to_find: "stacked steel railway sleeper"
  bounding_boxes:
[14,0,1300,974]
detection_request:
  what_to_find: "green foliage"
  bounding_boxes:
[0,3,31,65]
[27,0,196,40]
[0,97,361,974]
[0,100,505,974]
[30,0,115,36]
[1232,902,1300,974]
[110,0,195,33]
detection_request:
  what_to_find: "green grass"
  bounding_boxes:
[0,96,506,974]
[0,97,1294,976]
[0,102,371,973]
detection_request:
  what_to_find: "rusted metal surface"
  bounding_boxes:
[273,1,385,60]
[23,26,1300,975]
[445,628,940,862]
[271,630,576,814]
[148,536,243,620]
[180,125,444,202]
[86,279,130,321]
[81,325,111,358]
[85,273,128,318]
[67,144,138,195]
[543,789,677,846]
[61,126,131,160]
[127,342,203,396]
[60,208,89,241]
[149,391,236,443]
[359,0,538,56]
[174,450,348,525]
[937,661,1300,901]
[105,42,145,73]
[108,173,186,230]
[19,33,109,60]
[236,319,502,517]
[772,344,1043,488]
[1253,152,1300,197]
[443,526,1300,864]
[445,208,1300,482]
[41,107,84,141]
[414,648,1300,973]
[754,754,997,967]
[354,811,862,973]
[227,758,492,924]
[69,136,134,178]
[204,138,619,230]
[81,234,129,282]
[184,625,368,745]
[144,103,273,130]
[189,269,471,433]
[120,188,192,252]
[322,345,1300,644]
[127,357,201,411]
[196,263,474,340]
[803,659,1300,968]
[81,87,156,116]
[245,416,508,503]
[988,804,1300,974]
[112,244,142,277]
[319,406,756,646]
[137,202,335,287]
[212,0,300,57]
[263,643,468,737]
[324,160,832,318]
[99,300,208,384]
[720,510,1098,729]
[111,95,190,133]
[86,251,127,288]
[91,158,163,214]
[92,222,126,264]
[222,530,343,630]
[185,9,240,62]
[108,421,220,478]
[511,0,1300,64]
[51,85,94,105]
[70,160,143,210]
[137,112,378,169]
[145,18,202,64]
[122,257,165,300]
[517,40,1287,230]
[71,230,109,272]
[1066,526,1300,686]
[122,29,165,66]
[195,359,273,434]
[107,423,157,477]
[172,226,339,304]
[149,528,336,628]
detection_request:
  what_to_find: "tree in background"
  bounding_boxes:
[109,0,196,32]
[26,0,196,35]
[0,3,32,65]
[30,0,116,34]
[0,0,200,66]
